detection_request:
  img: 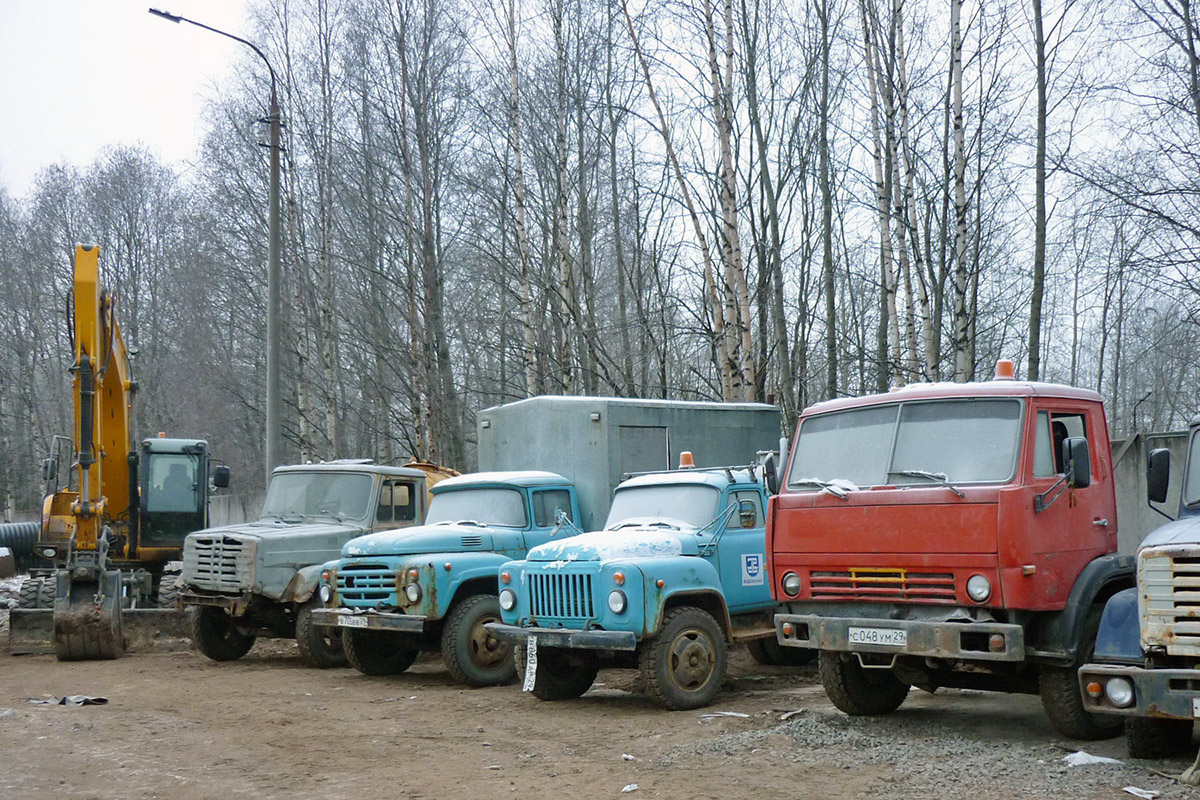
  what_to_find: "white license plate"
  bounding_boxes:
[337,615,369,628]
[522,635,539,692]
[848,626,907,647]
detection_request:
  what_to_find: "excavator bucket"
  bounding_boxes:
[8,572,193,656]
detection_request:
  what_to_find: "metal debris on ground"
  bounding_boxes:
[778,708,807,721]
[27,695,109,706]
[622,754,636,762]
[620,784,638,793]
[1122,788,1161,799]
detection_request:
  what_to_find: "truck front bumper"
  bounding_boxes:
[179,590,251,615]
[486,622,638,651]
[775,613,1026,662]
[310,608,428,633]
[1078,663,1200,719]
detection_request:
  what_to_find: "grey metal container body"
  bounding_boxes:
[477,396,781,530]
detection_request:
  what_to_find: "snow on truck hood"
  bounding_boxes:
[526,528,692,562]
[341,523,497,557]
[187,518,365,543]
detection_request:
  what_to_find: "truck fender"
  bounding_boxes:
[1033,554,1135,663]
[281,565,325,606]
[1092,587,1142,664]
[399,551,508,620]
[641,556,731,639]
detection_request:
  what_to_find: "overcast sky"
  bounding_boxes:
[0,0,252,199]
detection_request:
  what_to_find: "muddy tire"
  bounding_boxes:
[295,599,347,669]
[747,637,816,667]
[343,628,419,676]
[441,594,515,687]
[156,574,181,609]
[192,606,255,662]
[17,576,55,609]
[818,650,910,715]
[638,607,727,710]
[1125,717,1194,758]
[1039,607,1123,740]
[515,644,598,701]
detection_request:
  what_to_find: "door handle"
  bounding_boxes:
[1092,518,1109,527]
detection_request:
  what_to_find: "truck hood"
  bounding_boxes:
[340,523,500,557]
[526,527,699,563]
[1140,514,1200,550]
[190,518,366,542]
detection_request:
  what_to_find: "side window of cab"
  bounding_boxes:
[1033,410,1089,478]
[532,489,573,528]
[730,490,764,529]
[376,480,418,526]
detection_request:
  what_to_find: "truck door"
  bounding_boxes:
[715,489,774,613]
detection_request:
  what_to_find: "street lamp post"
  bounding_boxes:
[149,8,284,484]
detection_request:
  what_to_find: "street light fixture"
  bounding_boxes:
[149,7,284,484]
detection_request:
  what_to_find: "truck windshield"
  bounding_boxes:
[262,472,373,521]
[605,484,721,530]
[1186,429,1200,508]
[426,488,528,528]
[788,398,1023,489]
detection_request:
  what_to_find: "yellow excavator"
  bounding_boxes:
[10,244,229,660]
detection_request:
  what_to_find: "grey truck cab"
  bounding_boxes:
[1079,415,1200,758]
[312,471,582,687]
[179,461,435,667]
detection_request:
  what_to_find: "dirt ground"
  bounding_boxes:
[1,635,1196,800]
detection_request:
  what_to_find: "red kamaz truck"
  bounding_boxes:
[768,361,1132,739]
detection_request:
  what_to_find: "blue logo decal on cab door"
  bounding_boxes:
[742,554,764,586]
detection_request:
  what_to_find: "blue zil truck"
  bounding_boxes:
[313,395,782,689]
[1079,414,1200,757]
[487,457,798,710]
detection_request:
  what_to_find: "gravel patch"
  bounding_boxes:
[661,706,1197,799]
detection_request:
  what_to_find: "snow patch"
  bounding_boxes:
[529,530,683,562]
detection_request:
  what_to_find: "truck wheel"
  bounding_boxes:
[156,574,181,609]
[1125,717,1195,758]
[17,576,55,609]
[295,599,347,669]
[515,644,598,701]
[747,637,816,667]
[441,594,515,687]
[343,628,419,676]
[818,650,909,715]
[1039,607,1123,740]
[192,607,255,662]
[638,607,727,710]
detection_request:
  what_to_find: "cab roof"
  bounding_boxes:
[432,470,570,492]
[801,379,1103,418]
[141,437,208,453]
[272,463,429,479]
[617,467,758,491]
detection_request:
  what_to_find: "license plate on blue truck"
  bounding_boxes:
[337,615,368,628]
[848,626,907,647]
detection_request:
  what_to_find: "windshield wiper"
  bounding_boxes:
[894,469,965,499]
[789,479,850,500]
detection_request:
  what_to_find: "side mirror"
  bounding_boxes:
[41,457,57,482]
[764,454,779,496]
[1063,437,1091,489]
[212,465,231,489]
[738,499,758,528]
[1147,448,1170,504]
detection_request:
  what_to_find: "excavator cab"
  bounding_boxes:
[139,437,227,549]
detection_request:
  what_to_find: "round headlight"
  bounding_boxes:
[41,547,56,559]
[404,583,422,603]
[319,583,333,604]
[499,588,517,611]
[781,572,802,597]
[966,574,991,602]
[608,590,628,614]
[1105,677,1135,708]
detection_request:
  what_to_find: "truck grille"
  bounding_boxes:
[810,568,957,603]
[1140,547,1200,656]
[183,535,255,592]
[337,563,397,607]
[529,571,595,623]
